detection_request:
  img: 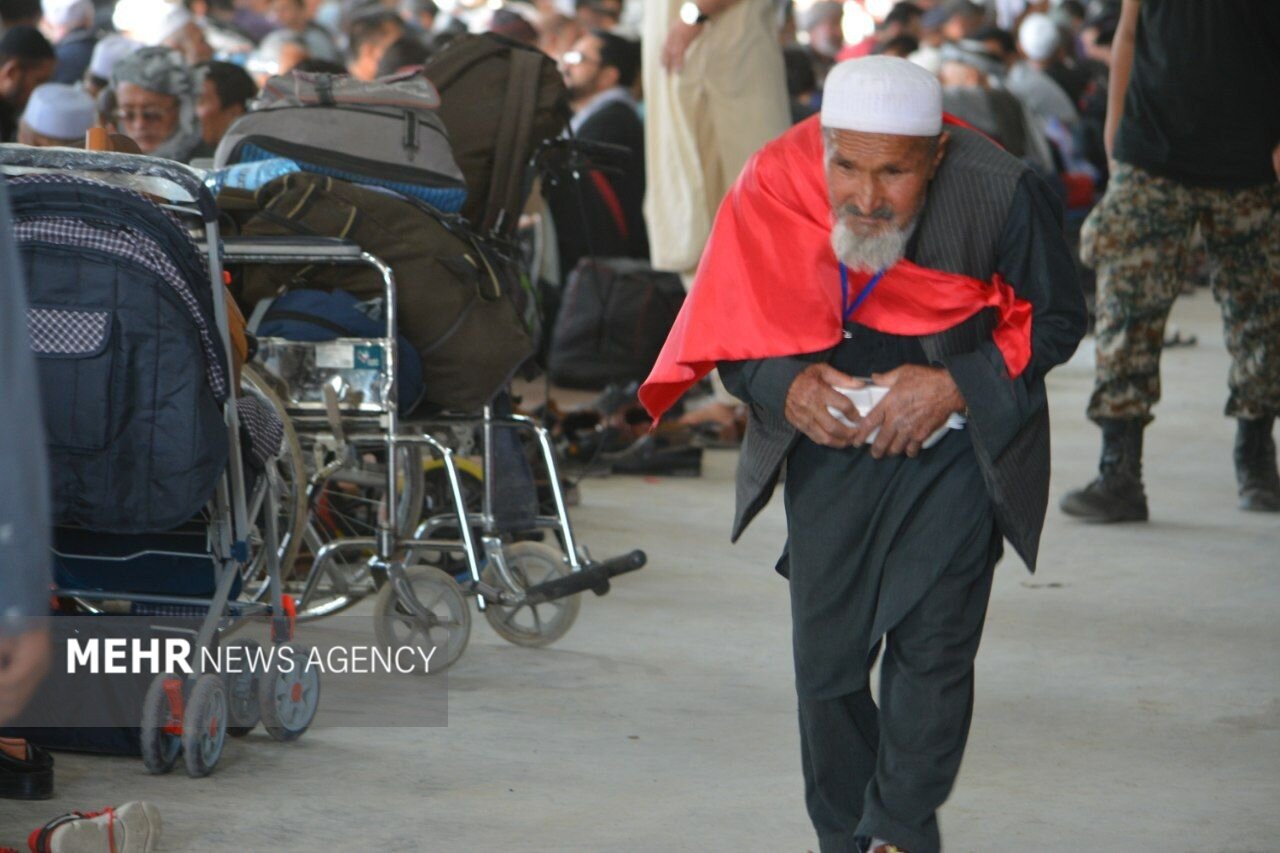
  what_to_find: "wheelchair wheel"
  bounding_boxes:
[183,673,228,778]
[140,674,183,774]
[259,645,320,742]
[482,541,581,648]
[240,366,307,599]
[373,564,470,674]
[286,441,426,621]
[224,639,262,737]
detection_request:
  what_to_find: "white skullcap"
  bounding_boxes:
[21,83,96,140]
[89,34,140,79]
[41,0,92,28]
[1018,13,1060,61]
[820,56,943,137]
[113,0,194,46]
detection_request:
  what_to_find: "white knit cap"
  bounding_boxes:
[41,0,92,28]
[1018,13,1060,61]
[89,34,140,79]
[820,56,943,137]
[21,83,96,140]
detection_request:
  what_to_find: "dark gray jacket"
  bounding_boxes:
[0,178,51,636]
[721,128,1088,572]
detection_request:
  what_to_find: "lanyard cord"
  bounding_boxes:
[840,263,886,321]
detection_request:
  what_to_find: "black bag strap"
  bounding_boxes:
[484,48,543,235]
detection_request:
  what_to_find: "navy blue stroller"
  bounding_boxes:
[1,149,317,777]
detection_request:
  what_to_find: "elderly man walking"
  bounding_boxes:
[641,57,1086,853]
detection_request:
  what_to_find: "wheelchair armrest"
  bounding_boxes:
[220,236,366,262]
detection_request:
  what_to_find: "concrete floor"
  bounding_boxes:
[3,290,1278,852]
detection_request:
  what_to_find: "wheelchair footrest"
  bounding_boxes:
[521,550,647,605]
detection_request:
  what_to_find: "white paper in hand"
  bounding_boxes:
[826,384,966,449]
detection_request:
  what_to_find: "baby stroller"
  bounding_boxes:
[1,148,315,777]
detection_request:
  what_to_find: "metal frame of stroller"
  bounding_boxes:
[220,234,647,672]
[0,147,315,777]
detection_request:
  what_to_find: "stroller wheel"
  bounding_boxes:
[373,564,470,674]
[183,674,228,778]
[140,674,183,775]
[225,640,262,737]
[259,645,320,742]
[482,541,581,648]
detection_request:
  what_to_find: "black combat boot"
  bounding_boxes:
[1060,418,1149,522]
[1235,416,1280,512]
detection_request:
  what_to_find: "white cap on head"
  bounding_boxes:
[41,0,92,28]
[1018,13,1060,61]
[820,56,943,137]
[114,0,194,45]
[21,82,96,140]
[89,34,140,80]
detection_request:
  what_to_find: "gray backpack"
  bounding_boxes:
[213,70,469,212]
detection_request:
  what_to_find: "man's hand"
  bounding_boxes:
[0,627,51,725]
[852,365,966,459]
[784,363,864,448]
[661,19,703,72]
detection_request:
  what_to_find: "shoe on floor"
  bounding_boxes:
[1060,418,1149,522]
[28,801,162,853]
[0,742,53,801]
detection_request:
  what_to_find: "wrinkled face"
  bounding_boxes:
[826,128,945,236]
[115,82,181,153]
[826,128,947,271]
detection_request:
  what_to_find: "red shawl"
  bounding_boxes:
[638,115,1032,422]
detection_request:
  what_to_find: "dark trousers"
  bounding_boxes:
[797,531,1000,853]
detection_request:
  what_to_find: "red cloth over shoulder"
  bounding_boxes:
[638,115,1032,422]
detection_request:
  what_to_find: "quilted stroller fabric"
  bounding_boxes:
[11,174,231,533]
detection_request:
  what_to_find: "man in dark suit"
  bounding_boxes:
[550,28,648,280]
[641,57,1087,853]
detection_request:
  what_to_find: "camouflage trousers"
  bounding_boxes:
[1080,162,1280,422]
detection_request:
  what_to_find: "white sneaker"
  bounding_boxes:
[32,801,162,853]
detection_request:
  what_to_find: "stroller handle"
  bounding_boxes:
[0,145,218,222]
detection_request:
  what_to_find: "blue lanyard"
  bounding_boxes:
[840,264,886,321]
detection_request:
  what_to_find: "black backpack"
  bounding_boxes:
[422,33,571,236]
[548,258,686,390]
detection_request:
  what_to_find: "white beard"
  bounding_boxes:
[830,217,911,274]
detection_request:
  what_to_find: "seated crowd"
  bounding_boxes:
[0,0,1114,284]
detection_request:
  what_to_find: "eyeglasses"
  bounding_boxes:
[114,107,175,125]
[560,50,600,68]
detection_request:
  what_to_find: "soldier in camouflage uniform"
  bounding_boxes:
[1082,162,1280,425]
[1061,0,1280,522]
